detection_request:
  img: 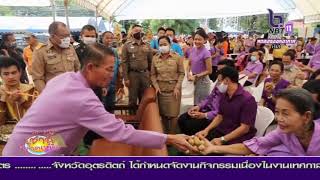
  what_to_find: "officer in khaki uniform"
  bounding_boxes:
[150,36,185,133]
[122,24,153,107]
[32,22,80,92]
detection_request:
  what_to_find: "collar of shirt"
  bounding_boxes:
[223,84,245,100]
[46,39,54,50]
[159,52,174,59]
[132,39,145,46]
[75,72,90,88]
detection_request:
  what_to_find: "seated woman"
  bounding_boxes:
[150,36,185,133]
[260,61,290,112]
[0,57,37,142]
[235,46,247,71]
[197,88,320,156]
[240,50,264,87]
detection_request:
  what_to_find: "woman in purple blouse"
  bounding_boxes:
[196,88,320,156]
[261,61,290,112]
[187,29,212,105]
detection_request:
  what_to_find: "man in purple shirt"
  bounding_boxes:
[197,67,257,145]
[178,60,233,136]
[2,44,195,156]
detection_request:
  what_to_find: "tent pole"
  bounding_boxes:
[51,0,56,22]
[95,6,99,31]
[64,0,70,29]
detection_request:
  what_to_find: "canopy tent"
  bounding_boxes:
[75,0,320,23]
[0,0,51,6]
[75,0,292,20]
[0,16,105,33]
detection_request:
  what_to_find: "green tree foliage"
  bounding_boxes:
[140,19,200,35]
[0,6,14,16]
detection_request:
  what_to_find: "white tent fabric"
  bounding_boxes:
[76,0,292,20]
[0,16,103,32]
[0,0,51,6]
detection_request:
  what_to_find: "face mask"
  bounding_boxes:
[133,32,142,40]
[159,45,170,54]
[58,37,71,48]
[217,83,228,93]
[284,64,293,70]
[250,56,257,62]
[169,36,173,42]
[82,37,96,45]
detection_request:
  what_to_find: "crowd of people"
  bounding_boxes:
[0,21,320,156]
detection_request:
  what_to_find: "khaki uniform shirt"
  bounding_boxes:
[31,40,80,92]
[150,52,185,92]
[121,39,153,80]
[282,65,304,87]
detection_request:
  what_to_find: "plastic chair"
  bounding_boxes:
[255,106,274,137]
[239,75,248,86]
[244,80,265,103]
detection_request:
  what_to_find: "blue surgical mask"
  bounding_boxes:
[250,56,257,62]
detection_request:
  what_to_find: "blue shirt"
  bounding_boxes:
[150,38,184,57]
[110,48,120,89]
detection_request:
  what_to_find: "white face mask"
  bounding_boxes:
[159,45,170,54]
[58,37,71,48]
[82,37,96,45]
[217,83,228,93]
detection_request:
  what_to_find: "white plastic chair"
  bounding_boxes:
[239,74,248,86]
[255,106,275,137]
[244,80,265,103]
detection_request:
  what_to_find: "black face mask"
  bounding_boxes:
[133,32,142,40]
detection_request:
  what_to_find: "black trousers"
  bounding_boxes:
[178,112,212,136]
[209,66,218,82]
[83,87,103,146]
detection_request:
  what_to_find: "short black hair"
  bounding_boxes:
[157,27,166,33]
[1,33,14,42]
[0,56,21,73]
[303,80,320,102]
[81,44,115,68]
[217,59,235,68]
[81,25,97,33]
[195,29,209,39]
[310,37,317,41]
[48,21,67,35]
[165,27,175,35]
[102,31,114,38]
[132,24,142,29]
[269,60,284,72]
[283,51,295,60]
[217,66,239,83]
[276,88,315,116]
[158,36,171,45]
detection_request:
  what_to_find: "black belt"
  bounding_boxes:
[130,69,148,73]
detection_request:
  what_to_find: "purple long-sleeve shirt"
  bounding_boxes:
[2,72,167,156]
[197,87,222,120]
[243,120,320,156]
[305,43,315,55]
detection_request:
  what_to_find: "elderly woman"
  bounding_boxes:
[151,36,185,134]
[260,61,290,112]
[197,88,320,156]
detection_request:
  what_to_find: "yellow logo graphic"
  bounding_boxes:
[24,134,65,155]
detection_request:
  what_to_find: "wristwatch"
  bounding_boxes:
[220,136,227,144]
